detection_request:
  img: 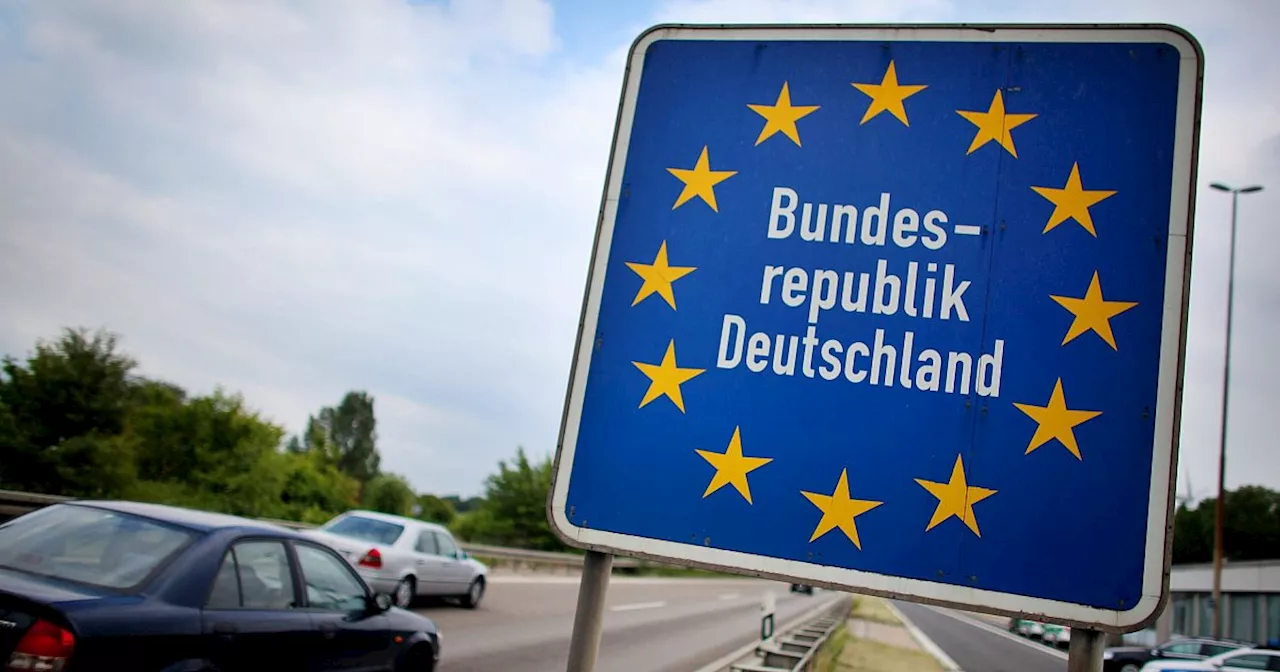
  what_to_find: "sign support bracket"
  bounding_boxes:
[566,550,614,672]
[1066,628,1105,672]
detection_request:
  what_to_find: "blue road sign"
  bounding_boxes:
[549,24,1203,631]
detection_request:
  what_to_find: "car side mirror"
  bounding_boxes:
[457,550,468,560]
[373,593,393,612]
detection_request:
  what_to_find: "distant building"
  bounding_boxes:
[1153,560,1280,645]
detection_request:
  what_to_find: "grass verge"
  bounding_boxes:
[827,637,943,672]
[849,597,902,626]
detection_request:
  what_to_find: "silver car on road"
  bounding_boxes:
[303,509,489,610]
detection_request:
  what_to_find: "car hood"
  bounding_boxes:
[1140,661,1212,671]
[384,606,438,635]
[1105,646,1152,656]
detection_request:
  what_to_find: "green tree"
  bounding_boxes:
[415,494,456,525]
[295,391,380,483]
[454,447,563,551]
[361,473,416,517]
[1172,486,1280,564]
[0,328,138,495]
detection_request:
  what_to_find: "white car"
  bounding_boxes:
[303,510,489,610]
[1140,648,1280,671]
[1042,624,1072,647]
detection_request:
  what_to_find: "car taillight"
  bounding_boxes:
[358,548,382,569]
[7,619,75,672]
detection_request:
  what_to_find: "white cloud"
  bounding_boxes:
[0,0,1276,498]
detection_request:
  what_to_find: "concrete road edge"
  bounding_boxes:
[884,601,962,671]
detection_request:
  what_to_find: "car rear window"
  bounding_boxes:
[0,504,194,590]
[321,515,404,545]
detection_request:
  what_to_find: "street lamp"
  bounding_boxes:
[1206,181,1263,639]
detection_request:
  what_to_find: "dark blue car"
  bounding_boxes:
[0,500,441,671]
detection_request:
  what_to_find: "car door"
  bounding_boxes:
[201,540,315,672]
[293,541,392,672]
[431,530,473,592]
[410,528,449,595]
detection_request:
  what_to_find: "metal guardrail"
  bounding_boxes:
[696,594,852,672]
[0,488,642,569]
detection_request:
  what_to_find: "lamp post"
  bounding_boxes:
[1206,181,1263,639]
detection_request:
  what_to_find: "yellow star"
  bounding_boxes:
[1050,272,1138,350]
[695,426,773,504]
[632,340,705,413]
[624,241,696,310]
[747,82,819,146]
[1013,378,1102,460]
[666,146,737,212]
[956,90,1037,157]
[801,469,882,549]
[915,454,997,537]
[851,60,927,126]
[1030,163,1118,237]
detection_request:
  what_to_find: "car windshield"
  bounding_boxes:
[321,515,404,545]
[0,504,194,590]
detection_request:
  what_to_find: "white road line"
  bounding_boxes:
[610,600,667,612]
[719,593,741,600]
[953,224,983,236]
[885,601,961,671]
[923,606,1069,660]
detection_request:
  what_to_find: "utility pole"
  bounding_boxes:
[1207,181,1264,638]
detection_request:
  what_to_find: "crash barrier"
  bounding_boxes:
[696,592,853,672]
[0,488,651,569]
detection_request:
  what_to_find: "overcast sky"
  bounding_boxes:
[0,0,1276,499]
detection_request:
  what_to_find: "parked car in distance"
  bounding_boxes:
[0,500,441,671]
[1008,618,1045,640]
[789,584,814,595]
[1042,623,1071,648]
[303,510,488,610]
[1105,636,1254,672]
[1138,647,1280,671]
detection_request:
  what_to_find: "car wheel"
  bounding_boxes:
[393,576,416,609]
[461,577,485,609]
[397,643,435,672]
[1120,664,1140,672]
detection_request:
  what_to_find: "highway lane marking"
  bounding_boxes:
[719,593,740,600]
[921,605,1069,660]
[885,602,961,671]
[610,601,667,612]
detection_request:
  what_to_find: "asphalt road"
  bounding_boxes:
[894,601,1068,672]
[413,575,830,672]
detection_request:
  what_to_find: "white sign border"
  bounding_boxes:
[547,23,1203,632]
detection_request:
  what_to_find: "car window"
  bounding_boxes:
[1220,653,1272,670]
[0,504,193,590]
[1163,642,1202,655]
[205,551,242,608]
[294,543,367,612]
[434,532,457,558]
[415,531,438,555]
[234,541,295,610]
[1206,644,1243,656]
[321,515,404,546]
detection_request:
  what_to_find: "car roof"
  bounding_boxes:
[335,509,447,532]
[64,500,300,535]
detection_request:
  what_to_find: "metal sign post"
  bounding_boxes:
[1067,629,1106,672]
[566,551,613,672]
[549,22,1204,655]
